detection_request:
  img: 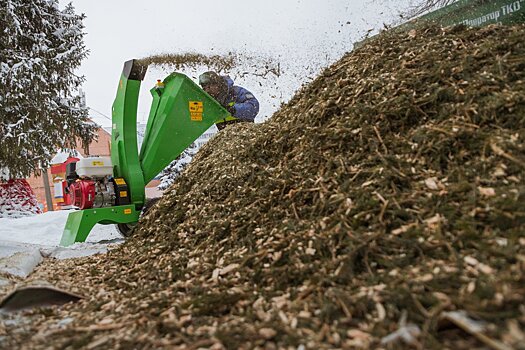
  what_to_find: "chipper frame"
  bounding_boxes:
[60,60,232,246]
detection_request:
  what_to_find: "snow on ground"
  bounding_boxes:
[0,210,123,279]
[0,241,42,278]
[0,210,121,246]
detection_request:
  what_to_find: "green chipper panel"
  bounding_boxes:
[139,72,230,184]
[60,59,230,246]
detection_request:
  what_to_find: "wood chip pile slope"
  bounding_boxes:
[3,24,525,349]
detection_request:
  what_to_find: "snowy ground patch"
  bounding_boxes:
[0,210,123,278]
[0,210,121,246]
[0,242,42,278]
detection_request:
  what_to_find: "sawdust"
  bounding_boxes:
[138,52,281,78]
[2,24,525,349]
[138,53,238,73]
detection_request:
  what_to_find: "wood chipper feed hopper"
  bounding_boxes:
[60,59,232,246]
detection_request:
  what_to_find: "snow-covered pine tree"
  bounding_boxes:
[158,143,199,190]
[0,0,96,178]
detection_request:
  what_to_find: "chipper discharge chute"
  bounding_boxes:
[59,59,231,246]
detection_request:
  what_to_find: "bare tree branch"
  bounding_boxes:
[405,0,459,18]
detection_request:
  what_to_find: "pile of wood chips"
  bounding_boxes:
[2,24,525,350]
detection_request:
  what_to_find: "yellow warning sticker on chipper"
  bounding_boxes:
[189,101,203,121]
[124,209,132,214]
[92,161,104,166]
[114,178,126,185]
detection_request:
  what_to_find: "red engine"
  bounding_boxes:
[68,179,119,210]
[69,180,96,210]
[66,157,127,210]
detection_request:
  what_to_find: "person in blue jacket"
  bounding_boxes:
[198,71,259,130]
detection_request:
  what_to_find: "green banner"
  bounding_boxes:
[418,0,525,27]
[355,0,524,48]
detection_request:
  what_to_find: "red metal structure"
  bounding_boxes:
[50,157,80,207]
[0,179,42,217]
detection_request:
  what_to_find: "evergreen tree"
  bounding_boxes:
[0,0,96,178]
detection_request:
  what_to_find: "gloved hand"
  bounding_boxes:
[226,105,236,116]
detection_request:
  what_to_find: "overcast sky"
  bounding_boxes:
[59,0,412,126]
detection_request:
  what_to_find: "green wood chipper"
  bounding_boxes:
[59,59,233,246]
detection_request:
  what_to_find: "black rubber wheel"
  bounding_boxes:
[116,198,161,238]
[116,222,136,238]
[142,197,161,215]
